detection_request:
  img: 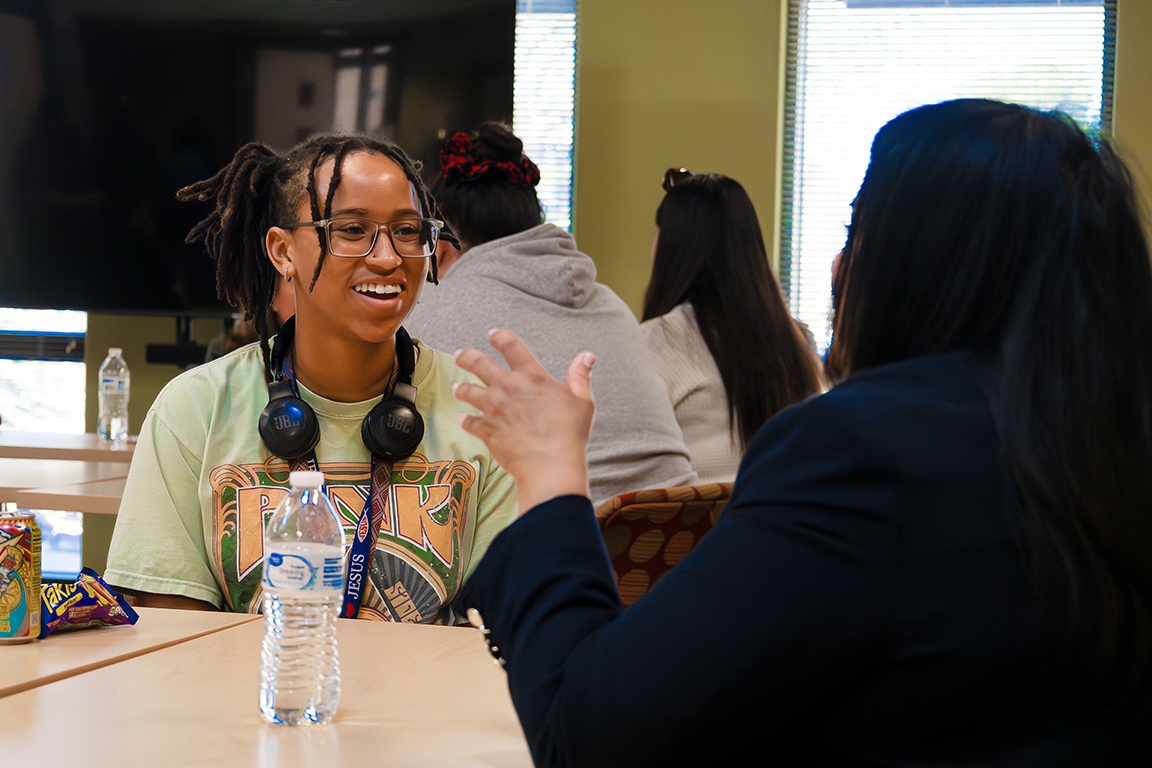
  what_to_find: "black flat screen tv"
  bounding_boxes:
[0,0,514,316]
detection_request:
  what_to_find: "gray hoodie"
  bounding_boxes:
[405,223,698,507]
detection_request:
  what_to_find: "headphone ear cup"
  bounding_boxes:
[259,381,321,459]
[363,331,424,461]
[361,394,425,461]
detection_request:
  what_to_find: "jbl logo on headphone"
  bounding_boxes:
[272,412,302,431]
[387,412,413,434]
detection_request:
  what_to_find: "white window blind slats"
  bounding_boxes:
[514,5,577,231]
[782,0,1112,352]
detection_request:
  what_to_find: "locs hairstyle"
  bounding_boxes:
[830,99,1152,699]
[178,134,453,378]
[643,174,823,448]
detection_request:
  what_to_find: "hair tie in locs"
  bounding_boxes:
[439,132,541,189]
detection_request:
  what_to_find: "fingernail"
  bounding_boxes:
[451,381,462,395]
[487,328,500,338]
[583,352,596,368]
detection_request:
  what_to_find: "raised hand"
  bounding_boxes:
[453,328,595,515]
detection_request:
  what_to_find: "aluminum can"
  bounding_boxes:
[0,512,41,643]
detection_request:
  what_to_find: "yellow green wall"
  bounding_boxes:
[573,0,788,314]
[1114,0,1152,240]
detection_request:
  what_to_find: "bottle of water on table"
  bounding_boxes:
[260,470,345,725]
[97,347,130,442]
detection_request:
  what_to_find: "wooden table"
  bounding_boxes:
[0,430,135,463]
[0,607,260,698]
[0,458,129,503]
[15,476,128,515]
[2,614,531,767]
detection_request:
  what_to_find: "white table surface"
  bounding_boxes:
[0,607,261,698]
[0,430,136,463]
[2,617,531,767]
[15,475,128,515]
[0,458,129,503]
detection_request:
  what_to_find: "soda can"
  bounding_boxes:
[0,512,41,643]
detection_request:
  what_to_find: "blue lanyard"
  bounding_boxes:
[281,349,396,620]
[339,456,391,618]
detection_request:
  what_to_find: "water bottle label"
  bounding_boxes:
[263,547,343,593]
[100,376,128,394]
[264,552,318,590]
[321,559,342,590]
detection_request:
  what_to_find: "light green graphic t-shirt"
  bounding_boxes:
[105,339,517,623]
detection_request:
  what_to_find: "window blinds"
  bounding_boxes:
[514,0,577,231]
[781,0,1114,352]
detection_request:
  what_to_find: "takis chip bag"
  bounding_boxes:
[39,567,139,639]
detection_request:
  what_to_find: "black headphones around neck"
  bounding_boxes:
[258,317,425,462]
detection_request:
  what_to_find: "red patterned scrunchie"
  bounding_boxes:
[439,132,541,188]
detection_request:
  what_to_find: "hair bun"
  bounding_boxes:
[439,125,540,189]
[473,122,524,163]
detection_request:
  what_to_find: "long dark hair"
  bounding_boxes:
[177,134,448,377]
[431,122,544,247]
[643,174,824,448]
[830,99,1152,698]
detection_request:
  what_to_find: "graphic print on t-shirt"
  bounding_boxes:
[209,453,475,620]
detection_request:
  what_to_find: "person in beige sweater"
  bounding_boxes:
[640,171,824,482]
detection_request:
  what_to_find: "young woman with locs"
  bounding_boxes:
[641,171,824,482]
[105,135,517,624]
[450,100,1152,765]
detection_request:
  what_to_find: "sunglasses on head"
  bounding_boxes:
[662,167,694,192]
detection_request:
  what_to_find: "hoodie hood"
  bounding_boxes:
[446,223,597,309]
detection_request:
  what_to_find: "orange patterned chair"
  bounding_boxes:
[593,482,732,608]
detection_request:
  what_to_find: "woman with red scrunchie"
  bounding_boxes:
[405,123,698,508]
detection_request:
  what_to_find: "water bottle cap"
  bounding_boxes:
[108,347,122,357]
[288,470,325,488]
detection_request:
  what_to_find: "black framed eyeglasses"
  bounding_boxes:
[662,167,694,192]
[282,217,442,258]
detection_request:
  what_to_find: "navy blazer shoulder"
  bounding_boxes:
[458,352,1150,767]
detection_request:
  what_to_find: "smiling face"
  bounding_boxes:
[266,151,430,349]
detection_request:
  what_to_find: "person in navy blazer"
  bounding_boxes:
[451,99,1152,767]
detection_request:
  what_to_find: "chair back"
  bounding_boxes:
[593,482,732,608]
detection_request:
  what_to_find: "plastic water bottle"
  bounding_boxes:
[260,470,345,725]
[97,348,130,442]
